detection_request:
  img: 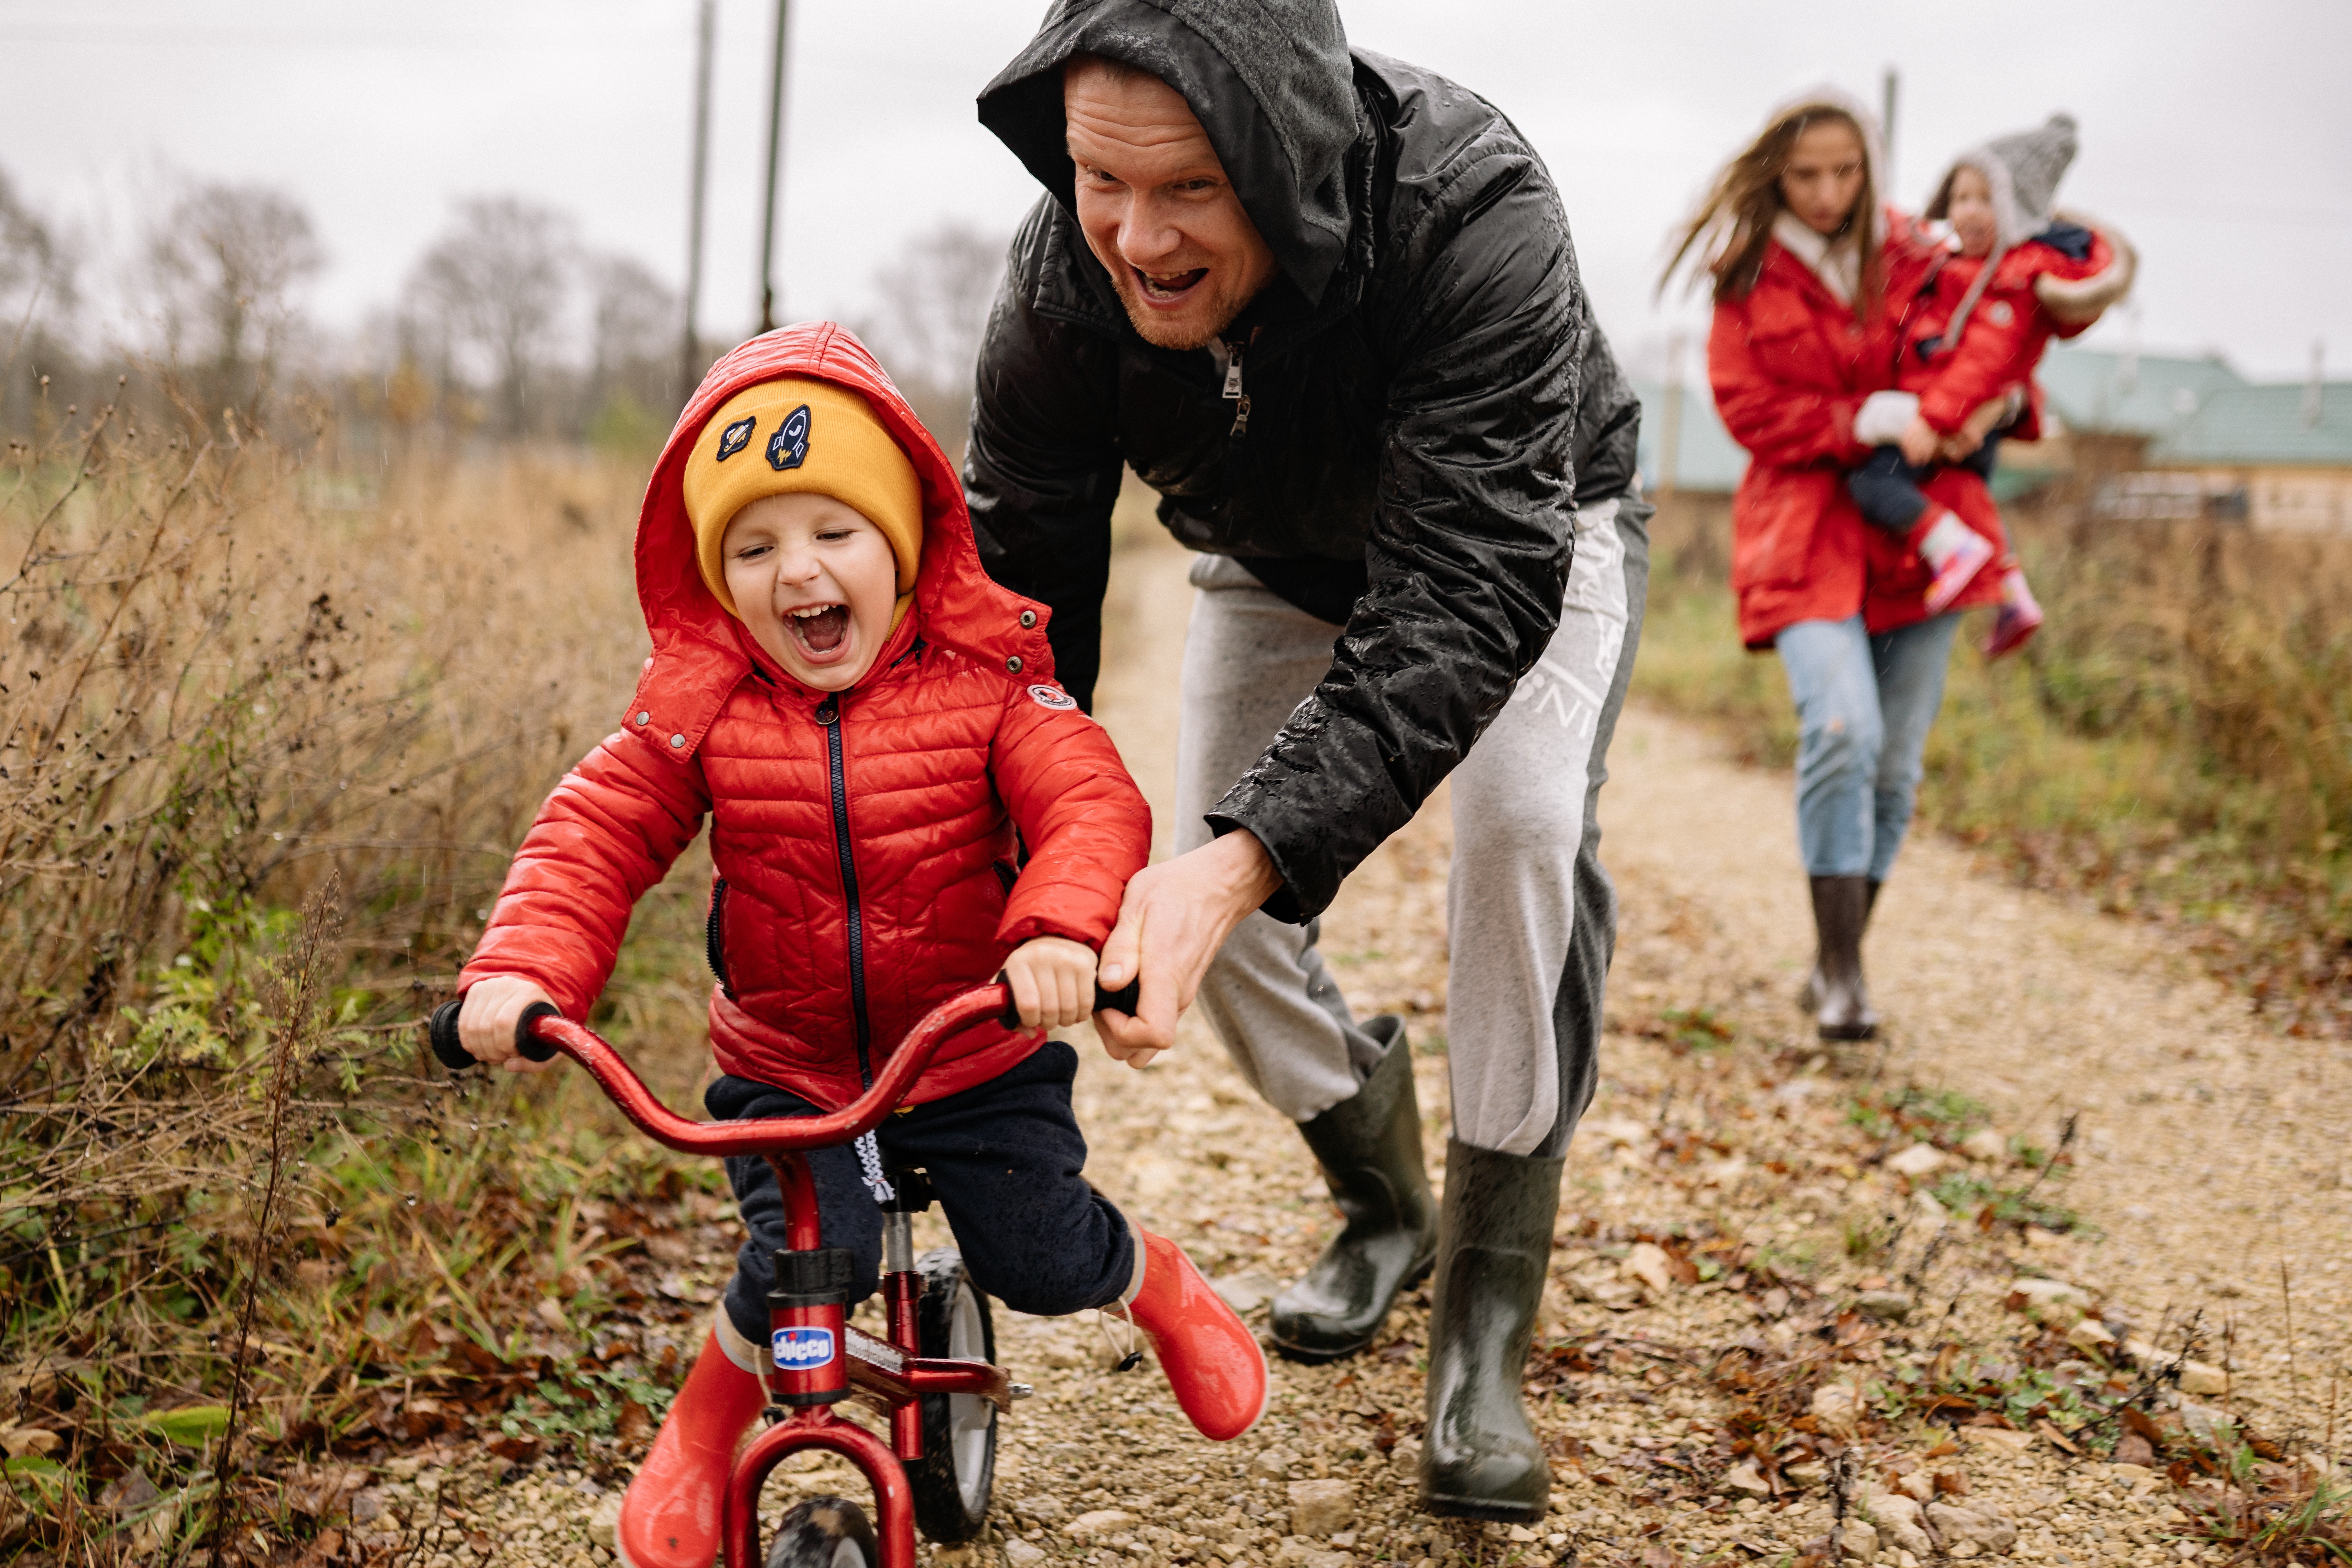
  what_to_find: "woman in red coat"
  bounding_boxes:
[1667,92,2009,1042]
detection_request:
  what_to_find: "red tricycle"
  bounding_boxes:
[428,977,1132,1567]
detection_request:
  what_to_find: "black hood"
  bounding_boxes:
[976,0,1360,308]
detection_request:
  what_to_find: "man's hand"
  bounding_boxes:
[458,975,561,1073]
[1093,830,1282,1071]
[1002,935,1101,1031]
[1896,415,1941,468]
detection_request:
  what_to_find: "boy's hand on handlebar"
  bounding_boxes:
[459,975,560,1072]
[1002,936,1100,1032]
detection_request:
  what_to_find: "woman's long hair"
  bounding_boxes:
[1663,96,1883,310]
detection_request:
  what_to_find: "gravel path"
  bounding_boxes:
[379,537,2349,1568]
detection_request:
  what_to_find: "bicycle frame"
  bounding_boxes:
[516,984,1024,1568]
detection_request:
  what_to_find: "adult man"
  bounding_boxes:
[967,0,1646,1522]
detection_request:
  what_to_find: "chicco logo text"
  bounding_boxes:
[767,404,812,471]
[772,1326,838,1370]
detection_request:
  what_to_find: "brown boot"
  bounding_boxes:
[1808,875,1879,1041]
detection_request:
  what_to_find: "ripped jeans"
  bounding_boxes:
[1773,613,1960,882]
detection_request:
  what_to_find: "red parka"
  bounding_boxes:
[459,324,1151,1108]
[1709,217,2008,649]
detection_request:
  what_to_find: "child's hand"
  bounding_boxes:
[1897,416,1941,467]
[1001,936,1101,1032]
[458,975,561,1073]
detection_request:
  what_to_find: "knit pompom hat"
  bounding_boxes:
[680,377,923,619]
[1927,113,2078,250]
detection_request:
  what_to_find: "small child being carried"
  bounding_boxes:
[454,325,1267,1568]
[1847,113,2135,655]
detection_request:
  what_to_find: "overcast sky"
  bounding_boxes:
[5,0,2348,382]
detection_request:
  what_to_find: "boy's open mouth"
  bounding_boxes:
[787,603,851,656]
[1134,266,1209,304]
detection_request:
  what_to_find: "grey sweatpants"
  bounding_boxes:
[1174,497,1649,1158]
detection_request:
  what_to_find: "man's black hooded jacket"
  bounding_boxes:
[967,0,1642,922]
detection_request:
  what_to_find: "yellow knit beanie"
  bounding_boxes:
[680,377,924,619]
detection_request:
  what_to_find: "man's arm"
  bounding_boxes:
[964,202,1127,709]
[1205,143,1590,921]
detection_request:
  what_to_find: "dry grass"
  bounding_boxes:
[1633,490,2352,1036]
[0,384,722,1562]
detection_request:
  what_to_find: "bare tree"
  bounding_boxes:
[147,180,323,409]
[864,220,1009,446]
[586,253,676,399]
[408,197,574,437]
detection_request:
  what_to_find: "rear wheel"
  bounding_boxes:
[764,1495,876,1568]
[907,1246,998,1543]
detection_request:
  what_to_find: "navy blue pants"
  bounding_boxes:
[709,1040,1135,1347]
[1846,434,2005,537]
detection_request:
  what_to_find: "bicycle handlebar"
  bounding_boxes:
[424,976,1143,1158]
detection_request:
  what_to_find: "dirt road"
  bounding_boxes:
[401,535,2349,1567]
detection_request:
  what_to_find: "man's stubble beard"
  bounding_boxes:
[1108,267,1263,352]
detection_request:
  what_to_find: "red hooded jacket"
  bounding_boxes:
[1708,216,2008,649]
[459,324,1151,1108]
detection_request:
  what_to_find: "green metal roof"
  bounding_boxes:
[2037,345,2247,437]
[2147,382,2352,467]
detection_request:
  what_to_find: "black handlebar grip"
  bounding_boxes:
[994,973,1144,1028]
[428,1000,475,1070]
[428,997,562,1069]
[515,1001,561,1062]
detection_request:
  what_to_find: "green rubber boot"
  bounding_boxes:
[1419,1137,1563,1523]
[1270,1017,1436,1363]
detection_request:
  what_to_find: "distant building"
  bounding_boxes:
[1634,345,2352,535]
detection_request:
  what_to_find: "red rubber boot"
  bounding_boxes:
[1125,1230,1269,1442]
[615,1327,768,1568]
[1913,510,1995,615]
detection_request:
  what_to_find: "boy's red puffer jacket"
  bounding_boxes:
[459,323,1151,1109]
[1708,214,2009,650]
[1895,225,2120,435]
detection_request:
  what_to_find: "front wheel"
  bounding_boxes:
[908,1247,998,1543]
[765,1495,877,1568]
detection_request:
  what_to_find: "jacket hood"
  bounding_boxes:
[976,0,1360,308]
[626,323,1056,753]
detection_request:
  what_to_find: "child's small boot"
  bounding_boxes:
[1913,511,1996,615]
[615,1316,769,1568]
[1124,1230,1269,1441]
[1982,566,2044,659]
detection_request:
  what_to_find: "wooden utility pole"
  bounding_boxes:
[757,0,792,334]
[679,0,715,405]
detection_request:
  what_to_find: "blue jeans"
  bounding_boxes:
[1774,614,1961,881]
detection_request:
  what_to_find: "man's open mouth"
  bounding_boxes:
[787,603,851,655]
[1133,266,1209,303]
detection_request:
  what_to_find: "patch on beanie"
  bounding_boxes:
[766,404,812,472]
[715,415,756,462]
[1027,684,1077,711]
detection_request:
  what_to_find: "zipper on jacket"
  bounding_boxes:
[814,695,874,1087]
[705,877,733,999]
[1220,335,1252,440]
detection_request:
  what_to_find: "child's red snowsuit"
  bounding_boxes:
[1893,226,2119,439]
[459,323,1151,1109]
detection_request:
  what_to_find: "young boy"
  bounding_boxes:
[454,323,1267,1568]
[1847,113,2134,654]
